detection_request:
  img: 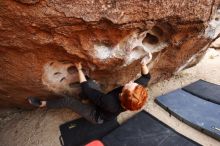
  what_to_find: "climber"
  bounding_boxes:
[28,53,152,124]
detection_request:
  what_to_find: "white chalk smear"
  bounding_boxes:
[94,44,112,60]
[205,9,220,39]
[125,47,146,65]
[93,30,168,66]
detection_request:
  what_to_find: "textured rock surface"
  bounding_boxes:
[0,0,220,108]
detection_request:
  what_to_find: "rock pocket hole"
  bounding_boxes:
[67,66,77,74]
[60,77,66,82]
[50,62,54,66]
[152,26,164,37]
[69,82,80,88]
[54,72,61,75]
[143,33,159,45]
[133,46,144,51]
[59,60,71,64]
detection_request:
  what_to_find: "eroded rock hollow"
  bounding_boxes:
[0,0,220,108]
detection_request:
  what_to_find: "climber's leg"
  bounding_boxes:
[79,78,102,100]
[46,96,104,124]
[28,96,103,124]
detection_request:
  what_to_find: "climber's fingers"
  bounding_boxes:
[75,62,82,70]
[141,53,152,65]
[148,52,153,61]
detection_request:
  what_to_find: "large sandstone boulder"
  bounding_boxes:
[0,0,220,108]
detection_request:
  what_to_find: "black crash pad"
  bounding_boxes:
[59,118,119,146]
[102,111,200,146]
[156,89,220,141]
[182,80,220,105]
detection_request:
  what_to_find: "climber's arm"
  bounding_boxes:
[75,62,107,107]
[134,53,152,86]
[134,66,151,86]
[141,53,152,75]
[75,62,87,83]
[141,63,149,75]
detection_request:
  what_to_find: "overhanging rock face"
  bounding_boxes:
[0,0,220,108]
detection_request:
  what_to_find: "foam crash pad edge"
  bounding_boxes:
[156,89,220,141]
[182,79,220,105]
[102,111,200,146]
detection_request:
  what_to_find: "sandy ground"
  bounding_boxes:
[0,48,220,146]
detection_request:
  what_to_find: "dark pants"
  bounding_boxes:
[46,79,104,124]
[47,96,104,124]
